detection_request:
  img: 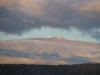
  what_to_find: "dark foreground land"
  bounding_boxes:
[0,64,100,75]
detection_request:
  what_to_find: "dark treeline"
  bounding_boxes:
[0,64,100,75]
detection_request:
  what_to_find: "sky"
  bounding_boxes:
[0,0,100,43]
[0,0,100,64]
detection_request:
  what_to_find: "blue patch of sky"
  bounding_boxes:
[0,26,98,43]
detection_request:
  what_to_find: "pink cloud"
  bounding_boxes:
[0,38,100,64]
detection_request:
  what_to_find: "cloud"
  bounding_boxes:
[0,0,100,40]
[0,39,100,64]
[64,56,93,63]
[0,56,68,64]
[0,0,16,7]
[0,0,46,16]
[0,48,96,64]
[0,48,33,58]
[0,6,43,34]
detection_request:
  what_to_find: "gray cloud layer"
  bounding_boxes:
[0,0,100,40]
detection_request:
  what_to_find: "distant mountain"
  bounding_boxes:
[0,37,100,64]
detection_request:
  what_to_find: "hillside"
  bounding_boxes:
[0,64,100,75]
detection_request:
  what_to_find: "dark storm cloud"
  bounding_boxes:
[0,0,100,40]
[0,7,44,34]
